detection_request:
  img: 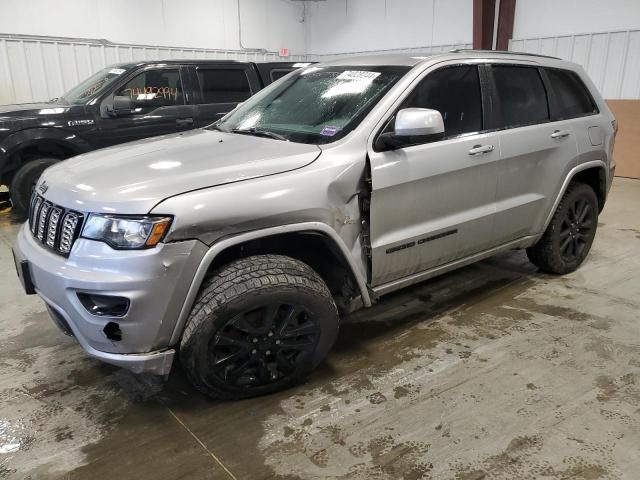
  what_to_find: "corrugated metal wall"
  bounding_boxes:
[510,29,640,100]
[0,34,307,105]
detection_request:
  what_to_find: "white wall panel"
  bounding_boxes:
[0,35,307,105]
[510,30,640,99]
[305,0,472,57]
[514,0,640,39]
[0,0,306,54]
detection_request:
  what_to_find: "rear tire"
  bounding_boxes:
[180,254,339,400]
[526,182,598,274]
[10,158,58,214]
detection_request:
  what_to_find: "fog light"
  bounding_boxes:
[78,293,130,317]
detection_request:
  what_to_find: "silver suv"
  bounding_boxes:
[13,51,616,399]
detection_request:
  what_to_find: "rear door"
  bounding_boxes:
[368,63,501,286]
[544,67,604,175]
[96,66,196,147]
[487,64,579,245]
[191,64,259,127]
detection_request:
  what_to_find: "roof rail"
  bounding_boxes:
[449,49,561,60]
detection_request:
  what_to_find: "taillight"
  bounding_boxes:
[611,119,618,136]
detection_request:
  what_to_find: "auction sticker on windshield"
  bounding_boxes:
[109,68,126,75]
[337,71,381,81]
[320,126,341,137]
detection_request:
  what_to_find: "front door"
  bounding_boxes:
[368,64,500,286]
[96,67,196,147]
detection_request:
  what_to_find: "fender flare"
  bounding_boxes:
[0,128,91,172]
[168,222,372,346]
[542,160,608,231]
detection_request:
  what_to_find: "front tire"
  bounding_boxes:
[180,255,339,400]
[526,182,598,274]
[10,158,58,214]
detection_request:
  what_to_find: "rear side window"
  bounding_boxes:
[401,65,483,137]
[545,69,598,120]
[270,69,292,82]
[197,69,252,104]
[492,66,549,128]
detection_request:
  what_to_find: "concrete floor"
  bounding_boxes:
[0,178,639,480]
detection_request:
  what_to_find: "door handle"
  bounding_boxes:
[551,130,571,139]
[176,118,194,127]
[468,144,495,155]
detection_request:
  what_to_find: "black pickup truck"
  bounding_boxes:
[0,60,311,212]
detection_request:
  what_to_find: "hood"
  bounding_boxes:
[0,102,69,118]
[40,129,322,214]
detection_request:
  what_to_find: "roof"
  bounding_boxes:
[315,50,567,68]
[108,59,305,69]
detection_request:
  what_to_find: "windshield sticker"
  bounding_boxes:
[109,68,126,75]
[320,126,341,137]
[337,71,381,81]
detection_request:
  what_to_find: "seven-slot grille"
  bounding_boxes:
[29,193,84,256]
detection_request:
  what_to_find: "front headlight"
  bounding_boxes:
[82,214,172,249]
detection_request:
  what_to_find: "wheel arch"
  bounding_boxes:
[169,222,371,346]
[543,160,608,232]
[0,128,90,183]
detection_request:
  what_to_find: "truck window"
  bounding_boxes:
[197,69,252,104]
[491,66,549,128]
[115,69,184,108]
[401,65,483,137]
[545,68,598,120]
[270,69,293,82]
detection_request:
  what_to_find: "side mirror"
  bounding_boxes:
[376,108,445,150]
[108,96,133,117]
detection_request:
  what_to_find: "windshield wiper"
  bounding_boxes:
[231,127,288,142]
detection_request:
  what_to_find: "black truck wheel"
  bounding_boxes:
[180,255,339,400]
[10,158,58,214]
[526,182,598,274]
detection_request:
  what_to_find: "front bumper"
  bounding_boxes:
[14,224,207,375]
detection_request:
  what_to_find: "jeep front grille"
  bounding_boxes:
[29,193,84,256]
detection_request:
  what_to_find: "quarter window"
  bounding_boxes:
[546,68,597,120]
[401,65,483,137]
[270,69,293,82]
[492,66,549,128]
[115,69,184,108]
[197,69,252,104]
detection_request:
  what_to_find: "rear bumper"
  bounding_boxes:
[14,224,207,375]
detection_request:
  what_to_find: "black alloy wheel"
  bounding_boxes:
[526,182,599,274]
[209,303,320,387]
[180,254,339,400]
[558,196,595,262]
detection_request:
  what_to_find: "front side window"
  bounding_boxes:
[197,69,252,104]
[400,65,483,137]
[214,66,409,144]
[492,66,549,128]
[546,68,598,120]
[114,69,184,109]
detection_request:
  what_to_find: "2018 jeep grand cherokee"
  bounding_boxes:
[0,59,310,212]
[13,51,616,399]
